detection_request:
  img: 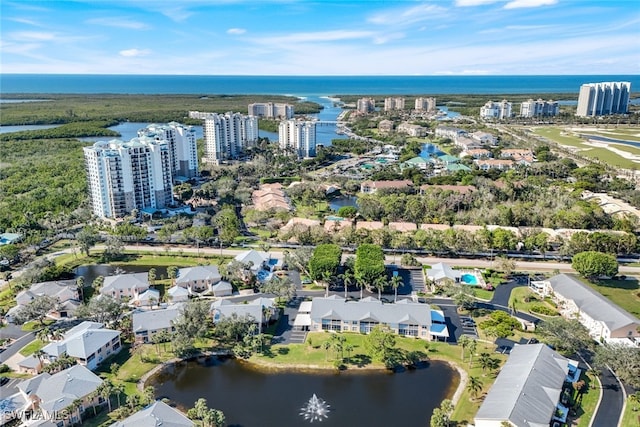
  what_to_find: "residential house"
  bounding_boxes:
[500,148,534,159]
[400,156,433,171]
[462,148,492,159]
[435,126,467,140]
[426,262,461,284]
[378,119,394,134]
[475,344,577,427]
[324,218,352,233]
[360,180,413,194]
[397,123,427,137]
[134,288,160,308]
[101,273,150,301]
[308,296,448,341]
[15,365,103,427]
[420,224,451,232]
[454,135,481,151]
[355,221,385,231]
[175,265,224,296]
[252,183,292,212]
[166,285,190,303]
[470,131,498,145]
[132,304,183,344]
[280,217,322,234]
[8,280,80,323]
[40,321,121,370]
[531,274,640,344]
[234,249,281,273]
[110,401,194,427]
[210,297,278,325]
[474,159,515,171]
[437,154,459,165]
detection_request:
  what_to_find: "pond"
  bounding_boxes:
[420,143,444,159]
[151,357,459,427]
[328,196,358,212]
[74,264,167,285]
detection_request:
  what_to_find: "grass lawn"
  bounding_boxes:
[575,371,601,427]
[115,344,176,386]
[473,288,494,300]
[18,339,46,356]
[508,287,559,317]
[251,331,504,425]
[582,278,640,318]
[21,319,55,331]
[621,397,640,427]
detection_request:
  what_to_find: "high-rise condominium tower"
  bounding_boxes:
[84,137,174,219]
[576,82,631,117]
[139,122,198,178]
[189,111,258,165]
[279,120,317,158]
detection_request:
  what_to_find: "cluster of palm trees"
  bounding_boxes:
[64,379,128,426]
[321,334,354,366]
[457,336,502,401]
[334,270,404,301]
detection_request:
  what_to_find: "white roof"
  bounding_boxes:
[176,265,221,285]
[102,272,149,294]
[42,321,120,360]
[310,296,432,327]
[299,301,313,313]
[18,365,102,413]
[132,304,183,332]
[136,288,160,303]
[211,297,275,323]
[426,262,460,281]
[234,250,269,269]
[294,313,311,327]
[167,286,189,296]
[475,344,569,427]
[110,401,194,427]
[548,274,640,333]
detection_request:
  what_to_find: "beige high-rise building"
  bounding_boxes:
[384,97,405,111]
[356,97,376,114]
[415,97,436,112]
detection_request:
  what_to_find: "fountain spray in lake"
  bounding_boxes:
[299,394,330,423]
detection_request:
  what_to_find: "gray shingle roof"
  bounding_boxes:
[548,274,640,332]
[210,297,275,323]
[132,304,183,332]
[42,321,120,360]
[475,344,569,427]
[310,296,431,326]
[427,263,460,282]
[110,401,194,427]
[102,272,149,294]
[176,265,221,285]
[20,365,103,413]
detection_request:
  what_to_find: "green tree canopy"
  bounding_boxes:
[308,243,342,281]
[355,244,385,289]
[571,251,618,279]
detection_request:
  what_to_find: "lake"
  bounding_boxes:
[329,196,358,212]
[74,264,167,285]
[151,357,459,427]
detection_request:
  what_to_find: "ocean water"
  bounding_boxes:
[1,74,638,96]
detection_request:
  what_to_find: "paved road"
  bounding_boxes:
[0,331,35,364]
[592,366,625,427]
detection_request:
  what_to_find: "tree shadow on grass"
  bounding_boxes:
[347,353,371,368]
[598,278,639,290]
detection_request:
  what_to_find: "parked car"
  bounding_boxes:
[0,376,9,386]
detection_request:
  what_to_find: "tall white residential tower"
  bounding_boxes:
[520,99,560,117]
[84,137,174,219]
[279,120,317,158]
[189,111,258,164]
[480,100,512,120]
[576,82,631,117]
[138,122,198,178]
[248,102,294,119]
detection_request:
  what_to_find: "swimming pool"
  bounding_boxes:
[460,273,479,285]
[256,270,272,282]
[326,215,344,221]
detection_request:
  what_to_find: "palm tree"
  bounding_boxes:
[467,339,478,365]
[458,335,470,362]
[143,386,155,406]
[76,276,85,302]
[112,383,125,409]
[322,340,331,361]
[467,376,483,399]
[340,272,354,299]
[374,276,386,300]
[68,398,83,426]
[356,277,365,300]
[97,379,114,412]
[321,271,332,297]
[478,352,492,374]
[390,274,403,302]
[344,343,354,362]
[148,268,156,285]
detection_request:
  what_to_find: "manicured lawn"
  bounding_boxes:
[582,278,640,318]
[115,344,176,385]
[251,331,505,425]
[621,396,640,427]
[18,338,46,356]
[508,287,558,316]
[21,319,55,331]
[574,370,600,427]
[473,288,494,300]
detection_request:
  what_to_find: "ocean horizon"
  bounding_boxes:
[1,74,638,96]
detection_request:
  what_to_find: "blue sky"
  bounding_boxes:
[1,0,638,75]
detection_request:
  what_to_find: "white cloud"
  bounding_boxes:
[86,17,151,30]
[119,48,151,57]
[504,0,557,9]
[258,30,375,45]
[455,0,501,6]
[368,3,448,26]
[9,31,56,41]
[227,28,246,35]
